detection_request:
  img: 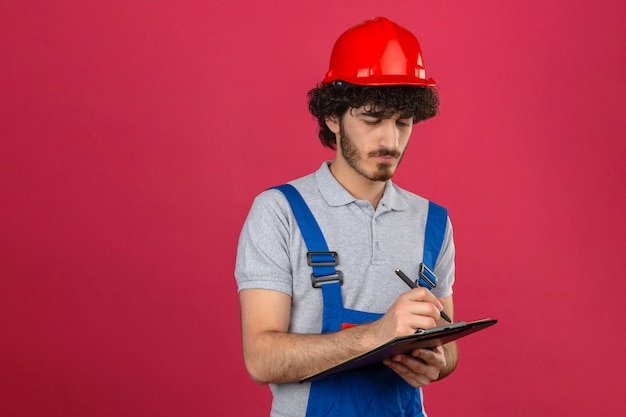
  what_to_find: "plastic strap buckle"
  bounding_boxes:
[307,251,338,267]
[418,263,438,290]
[311,271,344,288]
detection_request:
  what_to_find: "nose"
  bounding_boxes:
[379,119,400,149]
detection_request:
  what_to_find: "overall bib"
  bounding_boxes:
[274,184,447,417]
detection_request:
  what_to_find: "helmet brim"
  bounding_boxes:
[322,75,436,87]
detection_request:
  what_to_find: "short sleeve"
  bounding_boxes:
[432,216,455,299]
[234,190,295,296]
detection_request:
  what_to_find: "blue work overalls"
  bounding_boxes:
[274,184,447,417]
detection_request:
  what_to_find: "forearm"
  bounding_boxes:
[438,341,458,380]
[244,323,378,385]
[239,288,451,385]
[436,295,457,379]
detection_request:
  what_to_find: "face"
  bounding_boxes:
[330,107,413,182]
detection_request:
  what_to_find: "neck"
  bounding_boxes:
[329,160,387,209]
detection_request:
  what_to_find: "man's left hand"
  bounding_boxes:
[383,346,447,388]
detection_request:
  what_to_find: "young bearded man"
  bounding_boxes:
[235,17,457,417]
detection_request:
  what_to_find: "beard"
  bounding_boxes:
[339,125,404,182]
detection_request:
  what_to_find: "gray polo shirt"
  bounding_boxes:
[234,161,455,417]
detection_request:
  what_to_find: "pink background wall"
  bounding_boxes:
[2,1,625,415]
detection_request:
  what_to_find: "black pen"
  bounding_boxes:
[394,268,452,323]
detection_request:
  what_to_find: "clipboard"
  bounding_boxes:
[301,318,497,383]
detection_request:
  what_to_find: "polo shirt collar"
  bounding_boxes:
[314,161,409,211]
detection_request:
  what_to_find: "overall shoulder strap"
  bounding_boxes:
[420,200,448,288]
[271,184,340,284]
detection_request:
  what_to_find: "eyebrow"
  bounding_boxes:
[359,109,413,119]
[359,109,388,118]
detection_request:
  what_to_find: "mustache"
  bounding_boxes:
[368,149,401,158]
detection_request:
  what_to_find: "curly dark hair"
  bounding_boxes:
[307,82,440,149]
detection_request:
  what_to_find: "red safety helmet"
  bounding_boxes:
[322,17,436,87]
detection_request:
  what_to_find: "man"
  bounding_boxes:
[235,17,457,417]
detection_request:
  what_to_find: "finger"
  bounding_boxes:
[384,355,438,386]
[403,287,437,302]
[405,300,443,327]
[403,288,444,311]
[411,347,446,370]
[383,358,428,387]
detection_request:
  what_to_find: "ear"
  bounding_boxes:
[324,115,341,134]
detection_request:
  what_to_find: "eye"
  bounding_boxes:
[362,117,381,125]
[396,119,412,127]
